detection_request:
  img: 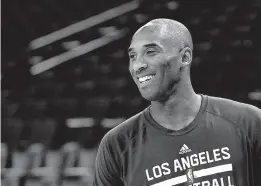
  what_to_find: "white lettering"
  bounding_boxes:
[221,147,231,160]
[174,159,183,172]
[205,151,214,163]
[220,177,224,186]
[228,176,234,186]
[181,156,191,170]
[198,152,207,165]
[213,149,222,161]
[145,169,153,181]
[193,183,201,186]
[190,154,199,166]
[212,179,219,186]
[202,181,210,186]
[153,165,162,178]
[161,162,171,175]
[145,147,232,183]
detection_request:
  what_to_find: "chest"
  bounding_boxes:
[123,126,251,186]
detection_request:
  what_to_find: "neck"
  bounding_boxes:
[150,79,201,130]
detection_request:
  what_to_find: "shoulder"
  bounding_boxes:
[205,95,261,123]
[99,109,146,151]
[205,95,261,142]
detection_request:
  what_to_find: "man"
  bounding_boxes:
[93,19,261,186]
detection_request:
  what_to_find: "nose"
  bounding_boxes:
[132,60,148,74]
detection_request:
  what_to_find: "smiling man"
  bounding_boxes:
[93,19,261,186]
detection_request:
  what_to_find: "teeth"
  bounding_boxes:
[139,75,154,83]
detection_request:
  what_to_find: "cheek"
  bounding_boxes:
[164,57,180,75]
[159,54,177,69]
[128,63,133,75]
[159,60,173,78]
[158,60,180,85]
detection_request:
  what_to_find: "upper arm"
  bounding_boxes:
[93,134,124,186]
[248,105,261,154]
[247,105,261,184]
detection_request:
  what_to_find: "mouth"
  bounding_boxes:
[137,74,156,87]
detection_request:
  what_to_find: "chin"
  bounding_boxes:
[141,94,154,101]
[140,86,174,102]
[140,90,161,101]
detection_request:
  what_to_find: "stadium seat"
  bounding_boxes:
[1,118,23,167]
[1,118,26,185]
[1,143,8,170]
[65,117,96,144]
[56,142,93,186]
[19,143,56,186]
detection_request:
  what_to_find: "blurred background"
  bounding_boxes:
[1,0,261,185]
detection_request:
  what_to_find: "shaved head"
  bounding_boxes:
[132,18,193,51]
[128,18,194,101]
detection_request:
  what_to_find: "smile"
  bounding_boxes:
[138,75,155,87]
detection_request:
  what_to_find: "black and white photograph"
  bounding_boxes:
[2,0,261,185]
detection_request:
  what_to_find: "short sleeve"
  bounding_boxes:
[93,133,124,186]
[249,105,261,185]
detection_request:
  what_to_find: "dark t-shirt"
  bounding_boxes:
[93,95,261,186]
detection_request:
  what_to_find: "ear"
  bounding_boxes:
[181,47,193,66]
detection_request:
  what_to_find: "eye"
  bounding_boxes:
[129,53,136,60]
[146,48,157,55]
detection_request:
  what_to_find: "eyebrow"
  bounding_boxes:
[128,43,161,53]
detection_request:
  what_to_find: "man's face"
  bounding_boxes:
[128,28,182,101]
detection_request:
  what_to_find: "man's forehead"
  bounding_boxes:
[133,24,162,39]
[128,32,180,53]
[129,29,164,51]
[135,22,160,34]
